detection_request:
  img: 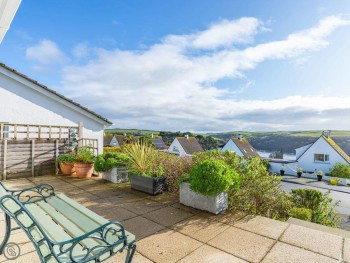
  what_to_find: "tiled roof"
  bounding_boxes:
[151,138,167,150]
[231,137,260,158]
[115,135,125,146]
[103,134,114,146]
[0,63,112,125]
[176,137,204,155]
[322,135,350,164]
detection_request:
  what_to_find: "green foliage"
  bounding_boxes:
[228,156,293,221]
[291,189,340,227]
[164,157,192,192]
[56,153,75,163]
[103,146,122,153]
[330,178,339,185]
[75,147,95,163]
[94,152,130,172]
[189,159,240,196]
[329,162,350,178]
[288,207,312,221]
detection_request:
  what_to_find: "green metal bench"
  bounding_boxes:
[0,182,136,262]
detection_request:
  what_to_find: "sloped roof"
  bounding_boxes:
[115,135,125,146]
[0,63,112,125]
[176,137,204,155]
[151,138,167,150]
[103,134,114,146]
[322,135,350,164]
[231,137,260,158]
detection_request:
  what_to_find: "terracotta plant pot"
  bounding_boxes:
[59,162,75,175]
[74,162,94,178]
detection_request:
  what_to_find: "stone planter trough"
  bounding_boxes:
[180,182,228,214]
[102,167,129,183]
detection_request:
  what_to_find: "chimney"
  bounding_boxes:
[185,134,189,140]
[238,134,243,141]
[322,131,330,138]
[151,133,154,138]
[124,133,126,136]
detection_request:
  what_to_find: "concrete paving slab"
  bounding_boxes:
[234,215,289,239]
[105,251,153,263]
[146,192,179,205]
[201,210,247,225]
[280,224,343,259]
[137,229,202,263]
[178,244,248,263]
[143,206,196,227]
[120,199,166,215]
[208,226,274,263]
[262,242,338,263]
[170,215,229,243]
[122,216,165,240]
[344,238,350,262]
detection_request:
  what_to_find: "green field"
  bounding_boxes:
[105,128,161,136]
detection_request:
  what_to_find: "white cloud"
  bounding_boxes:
[72,42,89,59]
[59,15,350,131]
[26,39,66,64]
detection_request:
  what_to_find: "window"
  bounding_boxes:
[173,146,179,152]
[314,154,329,162]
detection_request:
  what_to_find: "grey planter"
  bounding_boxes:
[180,182,228,214]
[129,174,167,195]
[102,167,128,183]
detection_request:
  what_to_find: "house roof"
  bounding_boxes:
[115,135,125,146]
[231,137,260,158]
[103,134,114,146]
[0,63,112,125]
[296,135,350,164]
[322,135,350,164]
[176,137,204,155]
[151,138,167,150]
[0,0,21,43]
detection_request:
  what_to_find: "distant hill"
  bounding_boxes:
[105,129,350,155]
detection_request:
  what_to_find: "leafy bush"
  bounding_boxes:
[75,147,95,163]
[329,162,350,178]
[163,157,192,193]
[56,153,75,163]
[189,159,240,196]
[329,178,339,185]
[291,189,340,227]
[103,146,122,153]
[228,157,293,221]
[94,152,130,172]
[289,207,312,221]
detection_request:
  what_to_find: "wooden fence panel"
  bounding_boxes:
[0,139,68,180]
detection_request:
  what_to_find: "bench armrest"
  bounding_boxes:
[52,221,128,262]
[0,182,55,204]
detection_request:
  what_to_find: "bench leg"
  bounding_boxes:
[0,214,11,255]
[125,242,136,263]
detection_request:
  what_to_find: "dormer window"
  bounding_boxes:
[173,146,179,152]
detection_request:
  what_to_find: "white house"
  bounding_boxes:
[0,63,111,154]
[296,131,350,174]
[104,135,124,147]
[0,0,22,43]
[168,136,204,157]
[221,136,260,158]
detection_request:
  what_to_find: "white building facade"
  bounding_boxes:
[168,138,187,157]
[0,64,111,154]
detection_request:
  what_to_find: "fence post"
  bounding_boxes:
[0,124,3,140]
[3,140,7,180]
[55,140,59,175]
[78,122,84,139]
[31,140,35,177]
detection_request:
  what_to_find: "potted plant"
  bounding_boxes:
[297,167,303,178]
[180,159,240,214]
[56,153,76,175]
[280,164,285,176]
[74,147,96,178]
[329,162,350,186]
[94,152,130,183]
[316,170,323,181]
[122,142,167,195]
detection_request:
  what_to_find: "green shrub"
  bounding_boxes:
[163,157,192,193]
[56,153,75,163]
[189,159,240,196]
[94,152,130,172]
[291,189,340,227]
[329,162,350,178]
[289,207,312,221]
[75,147,95,163]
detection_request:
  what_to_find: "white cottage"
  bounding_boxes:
[0,63,111,154]
[221,136,260,158]
[296,132,350,174]
[168,136,204,157]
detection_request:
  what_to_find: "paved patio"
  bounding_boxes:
[0,175,349,263]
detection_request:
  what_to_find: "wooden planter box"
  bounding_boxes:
[102,167,129,183]
[129,174,167,195]
[180,182,228,214]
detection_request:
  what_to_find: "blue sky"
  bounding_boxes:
[2,0,350,132]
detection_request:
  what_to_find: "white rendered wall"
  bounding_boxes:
[297,137,347,174]
[269,161,298,175]
[168,138,187,157]
[295,144,312,159]
[221,139,244,156]
[0,73,107,154]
